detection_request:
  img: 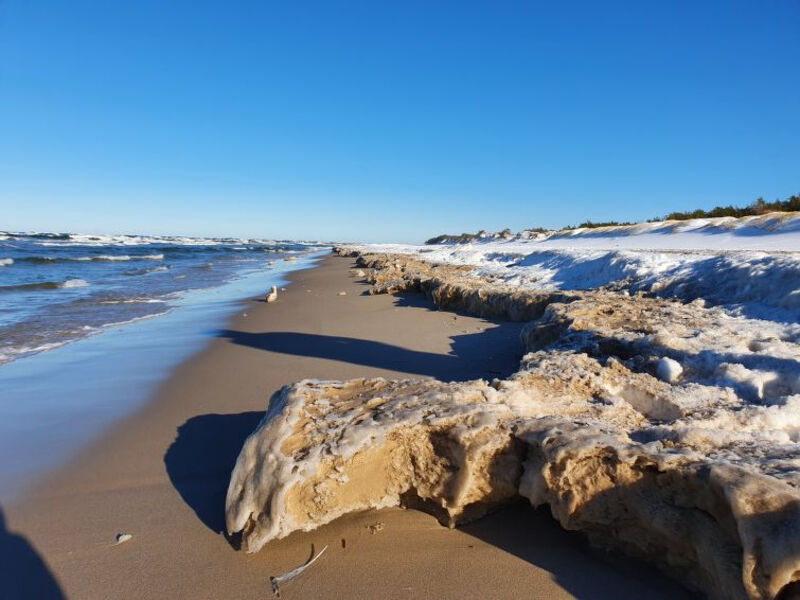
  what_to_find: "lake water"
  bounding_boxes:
[0,231,327,500]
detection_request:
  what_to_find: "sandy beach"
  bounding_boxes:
[5,3,798,596]
[2,255,693,599]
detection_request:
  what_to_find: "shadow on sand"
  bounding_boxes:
[165,414,700,599]
[0,506,65,600]
[215,325,522,382]
[461,502,698,599]
[168,298,522,538]
[164,412,264,534]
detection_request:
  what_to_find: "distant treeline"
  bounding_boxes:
[425,194,800,243]
[565,194,800,229]
[655,194,800,222]
[562,220,634,230]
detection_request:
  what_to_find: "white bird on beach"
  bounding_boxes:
[265,285,278,303]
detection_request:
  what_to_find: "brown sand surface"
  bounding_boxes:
[2,256,694,599]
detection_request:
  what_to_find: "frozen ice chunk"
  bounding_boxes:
[656,357,683,383]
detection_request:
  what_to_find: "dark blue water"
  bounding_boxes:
[0,231,324,364]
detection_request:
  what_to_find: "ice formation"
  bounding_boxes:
[656,356,683,383]
[227,232,800,600]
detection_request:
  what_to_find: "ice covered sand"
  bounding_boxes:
[226,214,800,600]
[2,256,689,599]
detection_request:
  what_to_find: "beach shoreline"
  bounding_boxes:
[2,255,692,599]
[0,252,325,502]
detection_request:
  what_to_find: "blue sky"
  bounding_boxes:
[1,1,798,242]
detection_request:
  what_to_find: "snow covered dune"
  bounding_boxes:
[363,212,800,322]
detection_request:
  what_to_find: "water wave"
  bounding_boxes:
[0,340,70,364]
[0,278,90,292]
[123,264,170,276]
[1,232,71,240]
[98,298,166,304]
[1,230,326,248]
[15,253,164,264]
[100,311,170,328]
[78,253,164,261]
[0,235,321,367]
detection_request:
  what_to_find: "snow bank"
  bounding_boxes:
[227,246,800,600]
[346,213,800,322]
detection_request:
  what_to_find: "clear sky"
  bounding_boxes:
[1,1,798,243]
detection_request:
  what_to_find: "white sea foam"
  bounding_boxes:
[74,253,164,261]
[0,340,69,364]
[61,278,89,288]
[84,254,130,261]
[100,311,171,328]
[28,232,285,247]
[0,304,168,365]
[98,298,166,304]
[0,258,13,266]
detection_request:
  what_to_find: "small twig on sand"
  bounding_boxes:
[270,544,328,597]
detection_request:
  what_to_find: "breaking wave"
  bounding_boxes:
[97,298,166,304]
[15,253,164,264]
[123,265,170,276]
[0,278,90,292]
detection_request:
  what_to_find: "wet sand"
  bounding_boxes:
[2,255,693,599]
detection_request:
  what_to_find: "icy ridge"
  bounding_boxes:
[226,250,800,600]
[339,213,800,322]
